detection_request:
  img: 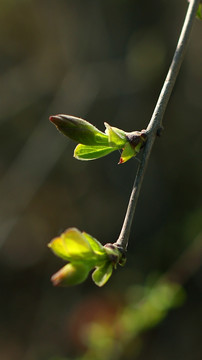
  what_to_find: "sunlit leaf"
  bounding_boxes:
[48,236,71,261]
[104,122,126,147]
[74,144,116,160]
[92,262,113,287]
[82,232,107,257]
[119,140,143,164]
[61,228,95,260]
[119,142,136,164]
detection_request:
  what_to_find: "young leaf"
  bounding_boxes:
[119,142,136,164]
[104,122,127,147]
[61,228,95,260]
[48,236,71,261]
[51,263,91,286]
[92,262,113,287]
[82,232,107,257]
[49,114,109,146]
[49,227,96,260]
[119,140,144,164]
[74,144,116,160]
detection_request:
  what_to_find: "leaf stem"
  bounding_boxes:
[115,0,200,250]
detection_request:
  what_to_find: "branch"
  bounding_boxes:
[115,0,200,251]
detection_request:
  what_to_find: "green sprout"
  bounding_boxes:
[48,228,126,287]
[49,114,147,164]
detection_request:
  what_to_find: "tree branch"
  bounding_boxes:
[115,0,200,251]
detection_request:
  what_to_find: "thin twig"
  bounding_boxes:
[115,0,200,250]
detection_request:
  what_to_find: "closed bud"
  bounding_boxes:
[49,114,109,146]
[104,243,120,266]
[51,263,90,286]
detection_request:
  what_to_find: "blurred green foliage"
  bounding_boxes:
[51,280,185,360]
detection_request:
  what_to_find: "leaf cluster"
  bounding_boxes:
[49,114,147,164]
[48,228,126,287]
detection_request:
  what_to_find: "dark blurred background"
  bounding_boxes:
[0,0,201,359]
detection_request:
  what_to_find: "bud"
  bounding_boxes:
[49,114,109,146]
[126,130,147,148]
[119,130,147,163]
[51,263,90,286]
[104,243,121,266]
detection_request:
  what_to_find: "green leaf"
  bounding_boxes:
[49,228,98,262]
[119,140,143,164]
[104,122,127,147]
[92,262,113,287]
[82,232,107,257]
[51,263,91,286]
[74,144,116,160]
[48,235,71,261]
[49,114,109,146]
[61,228,95,260]
[119,142,136,164]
